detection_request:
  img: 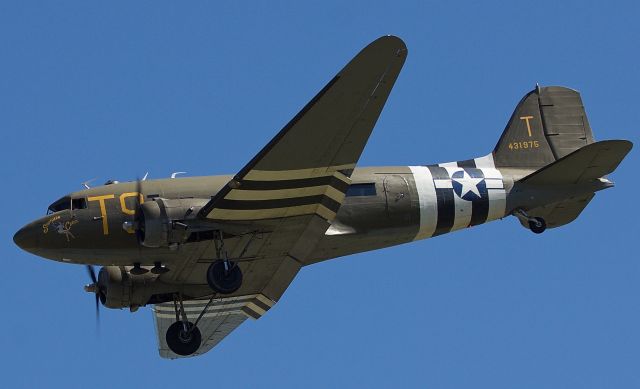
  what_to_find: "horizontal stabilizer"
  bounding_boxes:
[518,194,595,229]
[519,140,632,185]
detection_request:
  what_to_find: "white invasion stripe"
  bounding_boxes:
[409,166,438,240]
[474,154,496,168]
[245,302,267,316]
[487,190,506,221]
[481,168,503,179]
[486,168,506,221]
[443,166,473,231]
[254,294,275,307]
[438,161,458,167]
[485,179,504,189]
[434,179,452,189]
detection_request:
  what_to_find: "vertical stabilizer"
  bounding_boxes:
[493,86,595,169]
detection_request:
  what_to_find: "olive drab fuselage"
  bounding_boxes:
[16,161,530,268]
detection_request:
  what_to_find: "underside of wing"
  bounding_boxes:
[154,294,274,359]
[199,35,407,223]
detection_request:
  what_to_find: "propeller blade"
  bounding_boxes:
[86,265,97,284]
[95,292,100,331]
[85,265,101,333]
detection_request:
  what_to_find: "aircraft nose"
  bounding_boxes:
[13,223,39,252]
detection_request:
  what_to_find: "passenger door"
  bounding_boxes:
[383,175,411,224]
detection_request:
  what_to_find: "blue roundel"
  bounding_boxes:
[451,170,486,201]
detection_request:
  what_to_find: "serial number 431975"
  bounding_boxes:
[508,140,539,150]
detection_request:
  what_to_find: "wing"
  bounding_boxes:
[154,294,273,359]
[154,255,301,359]
[199,35,407,223]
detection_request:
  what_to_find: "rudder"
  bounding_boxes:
[493,86,595,169]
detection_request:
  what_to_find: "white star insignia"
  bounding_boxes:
[453,170,483,199]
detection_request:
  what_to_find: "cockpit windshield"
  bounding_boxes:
[47,197,70,214]
[47,196,87,214]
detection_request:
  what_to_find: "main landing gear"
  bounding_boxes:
[514,209,547,234]
[166,294,202,356]
[166,320,201,356]
[165,231,243,356]
[206,231,243,294]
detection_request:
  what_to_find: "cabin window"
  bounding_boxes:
[47,197,71,214]
[72,198,87,210]
[346,183,376,197]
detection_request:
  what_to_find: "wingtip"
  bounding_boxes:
[375,35,407,50]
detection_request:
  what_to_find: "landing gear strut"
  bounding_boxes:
[514,209,547,234]
[206,231,243,294]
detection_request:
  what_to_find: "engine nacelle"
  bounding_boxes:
[138,197,209,248]
[97,266,175,309]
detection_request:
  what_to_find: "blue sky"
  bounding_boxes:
[1,1,638,388]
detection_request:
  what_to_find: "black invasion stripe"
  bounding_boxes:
[330,176,350,193]
[239,175,349,193]
[457,159,476,168]
[216,194,341,213]
[467,168,490,227]
[241,306,262,319]
[428,166,455,236]
[250,298,272,312]
[320,195,341,213]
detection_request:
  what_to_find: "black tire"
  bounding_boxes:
[206,260,243,294]
[166,321,201,356]
[528,217,546,234]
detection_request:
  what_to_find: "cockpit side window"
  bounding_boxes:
[47,197,71,214]
[72,198,87,210]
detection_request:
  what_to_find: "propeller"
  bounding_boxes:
[84,265,104,328]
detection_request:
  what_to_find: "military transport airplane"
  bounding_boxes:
[13,36,632,358]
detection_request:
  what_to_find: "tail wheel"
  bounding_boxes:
[166,321,201,356]
[528,217,547,234]
[207,260,243,294]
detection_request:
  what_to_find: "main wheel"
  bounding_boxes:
[528,217,546,234]
[207,260,243,294]
[165,321,202,356]
[166,321,201,356]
